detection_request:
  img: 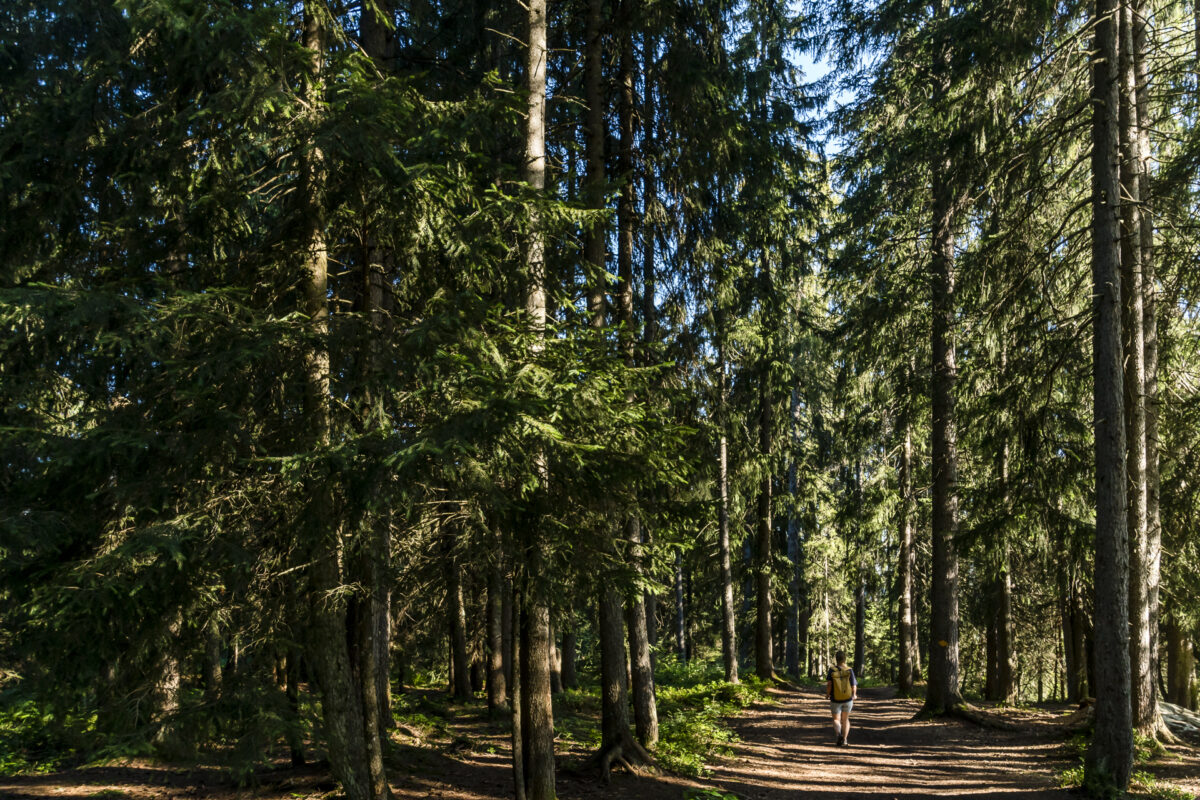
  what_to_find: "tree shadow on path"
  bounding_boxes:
[705,686,1075,800]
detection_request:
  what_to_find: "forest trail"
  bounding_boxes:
[0,686,1093,800]
[703,685,1072,800]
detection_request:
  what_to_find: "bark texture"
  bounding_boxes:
[1086,0,1133,789]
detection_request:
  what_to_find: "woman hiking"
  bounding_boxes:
[825,649,858,746]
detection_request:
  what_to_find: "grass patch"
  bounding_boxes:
[1131,771,1197,800]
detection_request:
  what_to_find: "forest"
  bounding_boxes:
[2,0,1200,799]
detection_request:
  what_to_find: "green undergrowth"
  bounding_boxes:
[655,675,772,776]
[0,694,97,776]
[1057,732,1195,800]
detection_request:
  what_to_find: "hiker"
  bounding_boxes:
[826,649,857,746]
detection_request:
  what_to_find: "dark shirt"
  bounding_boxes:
[827,666,857,701]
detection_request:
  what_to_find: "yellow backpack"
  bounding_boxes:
[832,668,853,701]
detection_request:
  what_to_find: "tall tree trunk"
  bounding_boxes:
[1134,0,1167,739]
[718,335,739,684]
[153,611,183,756]
[502,568,514,693]
[583,0,606,326]
[641,34,659,674]
[448,554,473,700]
[785,389,802,678]
[511,594,525,800]
[898,421,915,694]
[675,549,687,663]
[1086,0,1133,789]
[1118,0,1153,739]
[487,560,508,711]
[298,6,375,797]
[997,561,1015,703]
[755,362,774,681]
[1165,615,1194,706]
[204,617,221,707]
[561,618,578,690]
[549,620,563,694]
[625,518,658,746]
[286,648,306,765]
[853,578,865,677]
[519,2,555,795]
[924,6,963,711]
[616,3,657,745]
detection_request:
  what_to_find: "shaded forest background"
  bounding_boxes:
[2,0,1200,798]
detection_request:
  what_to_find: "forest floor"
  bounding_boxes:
[2,685,1197,800]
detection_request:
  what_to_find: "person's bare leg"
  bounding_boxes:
[831,712,842,742]
[841,710,851,744]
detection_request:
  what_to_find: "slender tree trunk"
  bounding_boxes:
[616,5,656,744]
[924,13,963,711]
[625,518,658,746]
[561,620,578,690]
[204,617,221,707]
[675,549,687,663]
[718,335,738,684]
[898,421,915,694]
[583,0,606,326]
[1134,0,1166,739]
[511,594,525,800]
[298,7,375,797]
[153,611,183,755]
[641,35,659,674]
[785,390,802,678]
[1086,0,1133,788]
[549,620,563,694]
[853,578,866,676]
[487,560,508,711]
[521,2,555,794]
[985,615,999,701]
[448,554,473,700]
[502,569,514,693]
[1118,0,1154,740]
[286,648,306,765]
[755,362,774,681]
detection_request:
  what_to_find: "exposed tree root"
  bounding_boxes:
[913,703,1028,731]
[583,735,656,783]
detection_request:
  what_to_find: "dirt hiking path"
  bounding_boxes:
[0,686,1125,800]
[703,685,1073,800]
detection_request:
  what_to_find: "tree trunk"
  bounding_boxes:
[755,364,774,682]
[583,0,606,327]
[549,619,563,694]
[1165,615,1194,706]
[298,6,375,797]
[924,5,963,711]
[853,578,866,677]
[448,555,473,700]
[625,518,659,746]
[997,557,1015,703]
[487,560,508,711]
[1117,0,1153,740]
[561,621,578,690]
[616,5,657,744]
[203,617,221,707]
[675,548,687,663]
[1134,0,1166,739]
[1086,0,1133,789]
[511,595,525,800]
[286,648,306,766]
[898,421,915,694]
[519,1,555,794]
[786,390,802,678]
[718,336,739,684]
[600,584,632,752]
